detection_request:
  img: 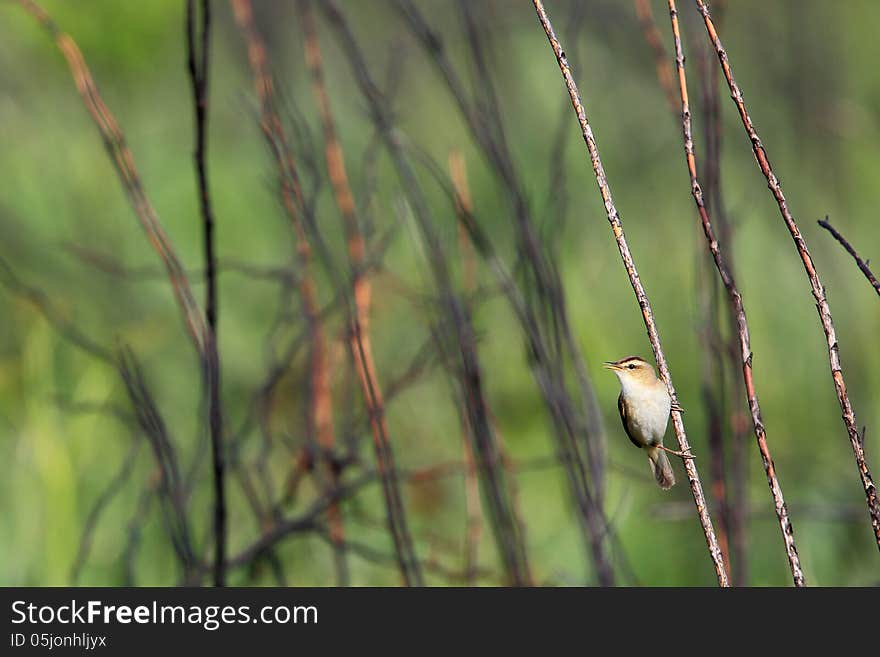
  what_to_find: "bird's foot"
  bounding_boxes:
[657,444,696,460]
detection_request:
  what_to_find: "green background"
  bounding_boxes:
[1,0,878,586]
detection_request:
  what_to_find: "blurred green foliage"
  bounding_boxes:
[0,0,878,586]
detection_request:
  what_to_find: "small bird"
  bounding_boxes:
[603,356,691,490]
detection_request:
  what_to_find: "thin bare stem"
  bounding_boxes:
[818,218,880,298]
[186,0,226,589]
[532,0,729,586]
[634,0,678,114]
[70,434,143,584]
[296,0,425,586]
[117,347,196,577]
[667,0,804,586]
[0,255,198,579]
[693,0,746,584]
[17,0,207,356]
[643,0,733,574]
[0,255,113,364]
[230,0,349,581]
[297,0,359,586]
[449,150,488,584]
[321,0,534,585]
[695,0,880,552]
[396,0,613,584]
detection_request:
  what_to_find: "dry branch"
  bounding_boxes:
[692,0,746,584]
[818,218,880,298]
[695,0,880,552]
[70,434,143,585]
[396,0,614,585]
[448,150,534,584]
[13,0,221,584]
[666,0,804,586]
[637,0,735,573]
[232,0,424,585]
[297,0,366,586]
[16,0,208,356]
[117,348,196,577]
[321,0,534,585]
[0,255,113,363]
[0,253,200,581]
[186,0,226,588]
[532,0,730,586]
[414,143,637,585]
[634,0,678,114]
[449,151,485,583]
[230,0,350,583]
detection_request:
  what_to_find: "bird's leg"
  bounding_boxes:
[657,444,696,459]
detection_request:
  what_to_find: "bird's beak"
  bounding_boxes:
[602,361,621,371]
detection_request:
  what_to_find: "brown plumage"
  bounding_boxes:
[604,356,675,489]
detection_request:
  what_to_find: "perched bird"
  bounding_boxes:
[603,356,690,490]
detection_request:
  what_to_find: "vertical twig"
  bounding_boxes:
[637,0,733,575]
[297,0,356,586]
[633,0,678,114]
[695,0,880,552]
[666,0,805,586]
[296,0,422,586]
[186,0,226,588]
[696,260,733,575]
[17,0,214,583]
[449,150,487,584]
[396,0,614,584]
[532,0,729,586]
[117,348,197,578]
[693,0,746,584]
[321,0,534,585]
[230,0,349,582]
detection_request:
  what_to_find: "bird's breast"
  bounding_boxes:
[622,383,671,445]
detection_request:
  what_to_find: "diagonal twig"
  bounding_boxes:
[818,217,880,298]
[396,0,614,585]
[666,0,805,586]
[17,0,207,356]
[532,0,730,586]
[230,0,348,583]
[70,433,143,585]
[694,0,880,552]
[321,0,534,586]
[692,0,745,585]
[637,0,735,576]
[117,347,197,577]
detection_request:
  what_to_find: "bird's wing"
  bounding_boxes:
[618,392,643,449]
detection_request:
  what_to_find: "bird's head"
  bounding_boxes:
[602,356,658,384]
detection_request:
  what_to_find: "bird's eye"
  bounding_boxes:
[628,364,635,370]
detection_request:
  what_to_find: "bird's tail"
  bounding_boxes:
[647,447,675,490]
